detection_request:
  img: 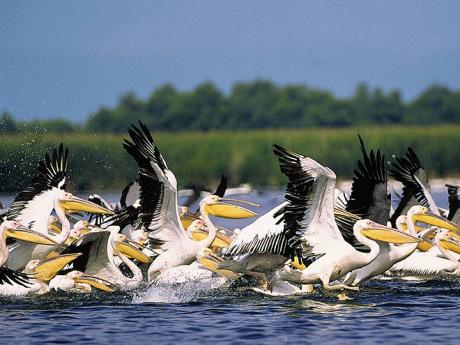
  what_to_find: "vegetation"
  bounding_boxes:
[2,81,460,133]
[1,126,459,193]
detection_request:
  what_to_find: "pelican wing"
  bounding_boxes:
[346,135,390,225]
[123,122,187,250]
[273,144,345,265]
[446,184,460,224]
[214,175,228,198]
[7,144,68,222]
[0,266,30,287]
[120,179,141,208]
[389,147,438,226]
[61,231,112,274]
[98,204,141,230]
[224,203,291,258]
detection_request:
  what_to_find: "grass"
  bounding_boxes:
[1,125,459,192]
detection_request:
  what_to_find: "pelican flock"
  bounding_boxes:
[1,121,460,300]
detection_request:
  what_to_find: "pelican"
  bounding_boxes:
[119,122,256,283]
[147,194,256,282]
[61,227,151,291]
[0,220,61,289]
[336,140,457,286]
[387,206,460,279]
[0,253,81,297]
[6,144,113,270]
[389,228,460,279]
[271,144,419,291]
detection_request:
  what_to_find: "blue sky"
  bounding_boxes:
[1,0,459,121]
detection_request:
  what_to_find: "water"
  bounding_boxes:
[0,189,459,344]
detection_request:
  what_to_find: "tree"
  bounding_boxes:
[0,111,19,133]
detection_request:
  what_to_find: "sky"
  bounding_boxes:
[1,0,460,122]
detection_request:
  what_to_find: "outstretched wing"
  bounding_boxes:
[389,147,438,226]
[123,122,187,250]
[345,135,390,225]
[223,203,291,258]
[273,144,346,265]
[0,266,30,287]
[61,231,112,273]
[7,144,68,221]
[120,179,141,208]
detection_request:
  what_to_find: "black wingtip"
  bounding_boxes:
[214,175,227,197]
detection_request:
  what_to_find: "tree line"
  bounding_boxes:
[2,81,460,133]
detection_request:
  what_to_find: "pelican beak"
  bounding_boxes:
[205,198,258,219]
[58,196,114,215]
[49,222,62,234]
[33,253,81,282]
[413,212,460,232]
[361,224,421,244]
[115,240,152,264]
[4,227,59,246]
[290,257,306,270]
[75,275,116,292]
[440,236,460,255]
[198,250,239,279]
[191,230,231,248]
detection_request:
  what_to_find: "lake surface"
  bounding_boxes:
[0,189,459,344]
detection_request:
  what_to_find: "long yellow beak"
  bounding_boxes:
[361,225,421,244]
[58,196,114,215]
[413,212,460,232]
[197,249,239,279]
[440,237,460,255]
[115,241,152,264]
[5,228,59,246]
[191,230,231,248]
[205,202,257,219]
[49,222,62,234]
[33,253,82,282]
[75,275,115,292]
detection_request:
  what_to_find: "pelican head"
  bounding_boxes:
[408,205,460,232]
[187,219,205,233]
[56,191,114,215]
[112,233,152,264]
[201,195,258,219]
[48,216,61,234]
[436,228,460,255]
[1,220,59,245]
[356,219,421,244]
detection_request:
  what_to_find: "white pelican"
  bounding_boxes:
[6,144,113,270]
[389,228,460,279]
[61,227,151,291]
[336,140,458,286]
[0,220,61,288]
[120,122,256,283]
[271,144,419,291]
[0,253,81,296]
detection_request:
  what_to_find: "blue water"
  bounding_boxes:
[1,190,459,344]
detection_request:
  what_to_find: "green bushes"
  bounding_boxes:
[1,126,459,193]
